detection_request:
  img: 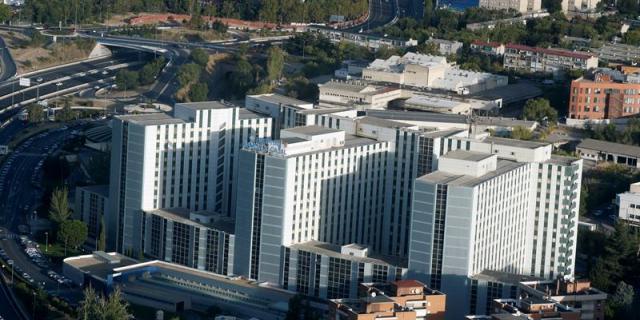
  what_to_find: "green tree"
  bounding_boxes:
[266,46,285,81]
[608,281,635,318]
[56,100,76,122]
[115,69,139,91]
[523,98,558,124]
[26,103,45,123]
[177,63,202,87]
[78,286,131,320]
[542,0,563,13]
[623,29,640,46]
[190,48,209,67]
[139,64,158,85]
[58,219,88,249]
[189,83,209,102]
[0,4,12,22]
[98,217,106,251]
[230,58,255,96]
[49,187,71,224]
[424,0,434,26]
[510,126,533,140]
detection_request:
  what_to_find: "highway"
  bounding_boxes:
[0,36,17,82]
[343,0,399,32]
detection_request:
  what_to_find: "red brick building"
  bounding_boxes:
[568,69,640,120]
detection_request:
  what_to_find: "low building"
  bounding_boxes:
[593,43,640,64]
[576,138,640,168]
[63,253,301,319]
[75,185,110,246]
[403,94,473,114]
[334,60,370,80]
[283,241,407,300]
[616,182,640,227]
[471,40,506,56]
[425,38,463,55]
[141,208,235,276]
[465,11,550,31]
[477,297,581,319]
[318,80,403,109]
[307,26,418,50]
[329,280,446,320]
[362,52,508,94]
[83,125,112,152]
[479,0,541,13]
[568,69,640,120]
[246,93,356,137]
[562,0,600,14]
[519,278,607,320]
[504,44,598,74]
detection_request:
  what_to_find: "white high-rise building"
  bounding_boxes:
[407,136,582,319]
[109,101,272,254]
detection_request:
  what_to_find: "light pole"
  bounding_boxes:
[8,260,13,285]
[36,78,43,102]
[44,232,48,253]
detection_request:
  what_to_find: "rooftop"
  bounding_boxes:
[63,252,139,280]
[289,240,405,267]
[417,159,526,187]
[483,136,549,149]
[116,113,185,126]
[145,208,235,233]
[175,100,241,110]
[319,80,399,95]
[358,116,414,129]
[283,125,342,136]
[506,43,595,60]
[442,150,495,162]
[577,138,640,158]
[471,270,543,284]
[77,184,110,198]
[247,93,312,107]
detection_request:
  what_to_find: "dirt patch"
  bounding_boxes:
[0,31,95,74]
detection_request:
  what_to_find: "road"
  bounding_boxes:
[0,126,81,298]
[0,274,25,320]
[0,35,17,82]
[0,51,154,123]
[343,0,398,32]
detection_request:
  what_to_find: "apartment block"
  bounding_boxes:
[109,102,272,254]
[246,93,356,137]
[75,185,109,244]
[362,52,507,94]
[425,38,463,56]
[472,297,581,319]
[330,280,446,320]
[568,69,640,120]
[617,182,640,227]
[408,136,581,319]
[504,44,598,74]
[282,242,407,299]
[471,41,506,56]
[479,0,541,13]
[519,278,607,320]
[141,208,235,275]
[318,80,403,109]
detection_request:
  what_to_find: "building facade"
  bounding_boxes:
[568,70,640,120]
[478,0,541,13]
[504,44,598,74]
[617,182,640,227]
[109,102,272,254]
[141,208,235,275]
[75,185,110,244]
[519,278,607,320]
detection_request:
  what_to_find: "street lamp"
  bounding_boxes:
[36,77,43,102]
[44,232,48,253]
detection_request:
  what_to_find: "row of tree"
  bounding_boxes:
[22,0,366,26]
[115,57,166,92]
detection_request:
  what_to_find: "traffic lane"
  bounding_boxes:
[0,62,143,110]
[0,36,17,82]
[0,56,119,91]
[0,238,52,289]
[0,120,26,145]
[0,278,23,320]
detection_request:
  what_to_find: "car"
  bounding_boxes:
[593,210,603,216]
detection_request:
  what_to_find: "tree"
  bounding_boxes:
[177,63,202,87]
[423,0,434,26]
[190,48,209,67]
[523,98,558,124]
[58,219,88,249]
[510,126,533,140]
[542,0,563,13]
[97,217,106,251]
[266,46,285,82]
[49,187,71,224]
[230,58,255,96]
[26,103,45,123]
[115,69,139,91]
[139,64,158,86]
[189,83,209,102]
[56,100,76,122]
[608,281,635,319]
[0,4,11,22]
[78,286,131,320]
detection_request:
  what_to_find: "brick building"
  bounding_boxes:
[568,69,640,120]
